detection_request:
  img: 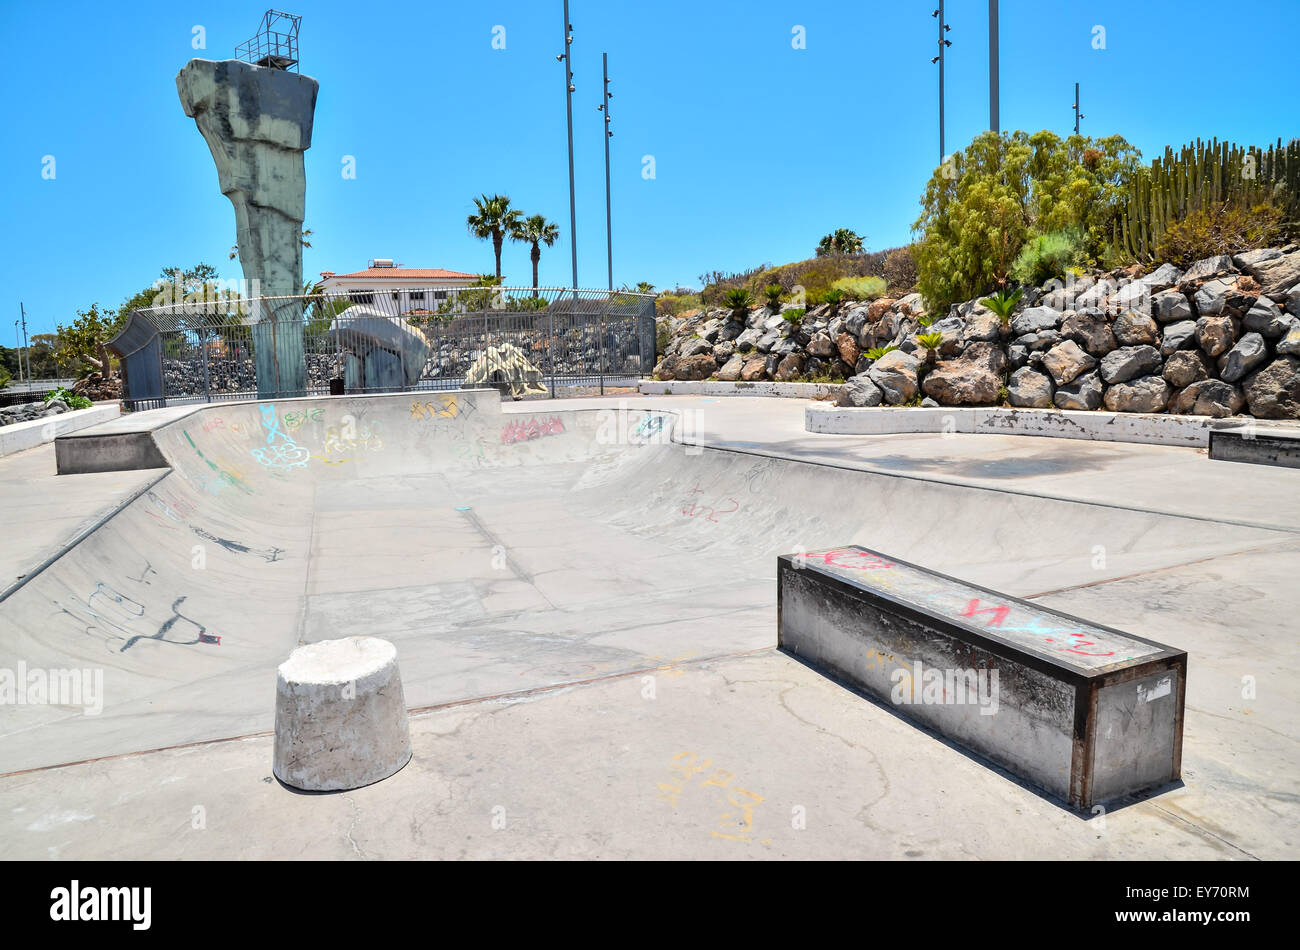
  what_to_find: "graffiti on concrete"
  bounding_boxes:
[656,752,767,844]
[681,482,739,523]
[55,584,221,654]
[323,419,384,459]
[251,405,310,470]
[803,548,1154,665]
[191,527,285,563]
[410,395,463,421]
[501,416,565,445]
[182,431,253,495]
[283,408,324,430]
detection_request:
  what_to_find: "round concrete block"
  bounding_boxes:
[273,637,412,791]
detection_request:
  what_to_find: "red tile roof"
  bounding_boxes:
[323,267,479,280]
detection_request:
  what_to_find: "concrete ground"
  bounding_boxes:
[0,392,1296,859]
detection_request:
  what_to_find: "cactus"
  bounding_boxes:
[1112,137,1300,263]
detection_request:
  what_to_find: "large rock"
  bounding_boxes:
[674,353,718,381]
[1278,323,1300,357]
[1233,248,1282,270]
[1140,263,1183,293]
[1010,306,1061,336]
[715,353,745,381]
[1060,309,1117,356]
[1173,380,1245,418]
[1151,290,1193,324]
[836,332,860,366]
[774,353,805,381]
[920,343,1005,406]
[1243,357,1300,418]
[1163,350,1212,388]
[1218,332,1269,383]
[1240,250,1300,298]
[1113,310,1159,346]
[1040,339,1096,386]
[837,374,884,407]
[1099,345,1162,384]
[734,327,762,352]
[1243,296,1294,338]
[739,356,768,381]
[808,332,835,358]
[1159,319,1198,357]
[1104,375,1171,414]
[962,310,1002,343]
[1177,254,1237,290]
[866,350,921,405]
[1193,277,1239,316]
[679,336,713,358]
[1195,315,1238,358]
[1007,367,1054,408]
[711,341,736,363]
[1053,370,1103,410]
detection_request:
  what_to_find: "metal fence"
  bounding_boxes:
[119,285,656,410]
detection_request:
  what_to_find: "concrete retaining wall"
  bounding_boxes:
[0,404,121,458]
[1210,427,1300,469]
[639,380,841,399]
[806,403,1243,448]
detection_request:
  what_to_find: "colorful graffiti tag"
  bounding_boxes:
[250,405,310,471]
[681,482,740,523]
[501,416,565,445]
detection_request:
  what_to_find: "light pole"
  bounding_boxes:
[989,0,999,132]
[597,53,613,291]
[1073,82,1085,134]
[18,302,30,384]
[931,3,952,163]
[558,2,578,292]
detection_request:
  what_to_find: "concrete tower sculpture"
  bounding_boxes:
[176,11,316,398]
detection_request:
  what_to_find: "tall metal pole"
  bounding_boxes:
[989,0,999,132]
[1073,82,1084,134]
[19,302,30,384]
[601,53,613,292]
[561,2,578,292]
[932,4,951,163]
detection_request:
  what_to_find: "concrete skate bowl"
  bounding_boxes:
[0,389,1286,774]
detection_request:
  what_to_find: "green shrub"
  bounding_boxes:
[821,287,846,307]
[882,246,919,293]
[724,288,753,311]
[782,307,806,325]
[917,313,936,329]
[917,331,943,350]
[831,276,887,302]
[763,284,784,309]
[46,386,93,410]
[980,287,1023,325]
[1154,203,1285,267]
[1011,229,1086,287]
[864,344,899,360]
[656,292,702,317]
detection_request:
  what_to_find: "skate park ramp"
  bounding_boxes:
[0,388,1295,786]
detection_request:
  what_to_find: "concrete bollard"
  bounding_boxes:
[272,636,412,791]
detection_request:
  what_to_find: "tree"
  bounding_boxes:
[56,304,122,379]
[816,229,865,257]
[633,281,655,294]
[912,129,1140,312]
[467,195,522,281]
[509,214,560,296]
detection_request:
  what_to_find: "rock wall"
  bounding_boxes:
[653,248,1300,420]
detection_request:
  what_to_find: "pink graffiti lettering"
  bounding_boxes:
[501,416,565,445]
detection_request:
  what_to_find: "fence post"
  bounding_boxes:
[547,307,556,399]
[200,325,212,403]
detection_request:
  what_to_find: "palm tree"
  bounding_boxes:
[509,214,560,297]
[467,195,522,281]
[816,228,865,257]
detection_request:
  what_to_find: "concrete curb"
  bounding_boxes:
[0,404,121,457]
[804,404,1263,448]
[639,379,840,398]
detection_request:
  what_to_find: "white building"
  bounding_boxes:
[318,260,480,314]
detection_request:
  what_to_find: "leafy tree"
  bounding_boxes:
[913,130,1139,312]
[55,304,122,378]
[467,195,522,280]
[509,213,560,296]
[816,228,865,256]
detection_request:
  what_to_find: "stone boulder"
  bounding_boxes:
[715,353,745,381]
[1060,309,1117,356]
[1218,332,1269,383]
[774,353,805,381]
[1151,290,1193,324]
[1054,370,1104,410]
[1103,375,1171,413]
[1240,250,1300,298]
[739,356,768,381]
[1010,306,1061,336]
[1040,340,1096,386]
[1243,296,1294,338]
[1099,345,1162,384]
[962,310,1002,343]
[808,332,835,358]
[837,374,884,407]
[867,350,921,405]
[1159,319,1198,357]
[1007,368,1054,408]
[920,343,1006,406]
[1140,263,1183,293]
[1173,380,1245,418]
[1177,255,1237,291]
[836,332,859,366]
[1278,323,1300,357]
[674,353,717,381]
[1163,350,1212,388]
[1243,357,1300,418]
[1195,316,1237,358]
[1113,310,1160,346]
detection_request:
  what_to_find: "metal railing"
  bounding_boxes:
[121,285,656,410]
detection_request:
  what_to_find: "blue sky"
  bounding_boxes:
[2,0,1297,338]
